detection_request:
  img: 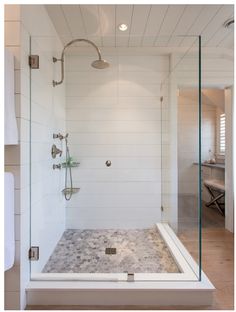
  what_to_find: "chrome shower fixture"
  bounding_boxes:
[52,39,109,87]
[53,164,61,170]
[223,18,234,29]
[51,144,62,159]
[53,133,69,140]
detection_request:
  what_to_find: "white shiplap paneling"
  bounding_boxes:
[128,5,151,47]
[65,53,169,228]
[180,5,221,47]
[202,5,234,46]
[80,5,102,46]
[99,5,116,47]
[142,5,168,46]
[46,4,234,49]
[115,4,133,47]
[167,5,203,46]
[46,5,72,38]
[61,5,86,38]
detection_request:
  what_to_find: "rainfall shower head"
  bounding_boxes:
[52,39,109,87]
[91,59,110,69]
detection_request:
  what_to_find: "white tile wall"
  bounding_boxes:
[65,53,169,229]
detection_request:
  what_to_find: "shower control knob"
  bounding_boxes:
[105,160,112,167]
[51,144,62,158]
[53,164,61,170]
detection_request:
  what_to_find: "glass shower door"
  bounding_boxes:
[29,34,66,277]
[160,36,202,280]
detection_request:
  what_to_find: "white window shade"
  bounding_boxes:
[219,113,225,154]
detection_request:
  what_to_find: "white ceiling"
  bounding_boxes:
[45,5,234,49]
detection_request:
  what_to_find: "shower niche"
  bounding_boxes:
[29,32,213,304]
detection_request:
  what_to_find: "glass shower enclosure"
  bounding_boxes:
[29,34,202,282]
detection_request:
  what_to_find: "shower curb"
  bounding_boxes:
[26,223,214,307]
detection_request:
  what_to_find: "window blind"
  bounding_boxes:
[219,113,225,154]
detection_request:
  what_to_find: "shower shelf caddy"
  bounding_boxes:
[61,161,80,168]
[62,187,80,196]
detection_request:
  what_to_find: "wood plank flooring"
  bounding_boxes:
[179,227,234,310]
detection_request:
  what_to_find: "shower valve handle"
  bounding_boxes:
[53,164,61,170]
[51,144,62,158]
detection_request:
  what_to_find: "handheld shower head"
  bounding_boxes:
[91,59,110,69]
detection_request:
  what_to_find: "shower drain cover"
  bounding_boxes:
[105,247,117,255]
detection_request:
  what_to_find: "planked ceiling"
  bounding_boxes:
[45,4,234,49]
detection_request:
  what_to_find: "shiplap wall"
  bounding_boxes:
[65,53,169,228]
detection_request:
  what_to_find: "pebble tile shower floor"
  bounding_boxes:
[42,227,180,273]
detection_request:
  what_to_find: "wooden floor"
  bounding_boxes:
[179,227,234,310]
[27,208,234,310]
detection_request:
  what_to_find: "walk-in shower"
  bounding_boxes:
[52,38,110,87]
[29,32,207,289]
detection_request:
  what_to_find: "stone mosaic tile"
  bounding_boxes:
[42,226,180,273]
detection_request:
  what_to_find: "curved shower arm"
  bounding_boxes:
[52,38,102,87]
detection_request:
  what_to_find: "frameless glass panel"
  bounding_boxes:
[30,34,67,277]
[160,36,201,280]
[30,34,201,281]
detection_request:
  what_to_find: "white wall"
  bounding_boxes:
[178,91,217,196]
[4,4,66,309]
[4,5,22,309]
[65,52,169,229]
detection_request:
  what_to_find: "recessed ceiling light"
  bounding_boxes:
[118,24,128,31]
[223,18,234,29]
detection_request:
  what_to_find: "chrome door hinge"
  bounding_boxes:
[160,96,164,102]
[161,206,164,212]
[29,246,39,261]
[29,55,39,69]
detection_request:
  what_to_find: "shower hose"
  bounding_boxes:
[64,138,73,201]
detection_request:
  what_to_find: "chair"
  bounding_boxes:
[204,179,225,216]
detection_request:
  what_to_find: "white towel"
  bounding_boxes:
[4,48,18,145]
[4,172,15,271]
